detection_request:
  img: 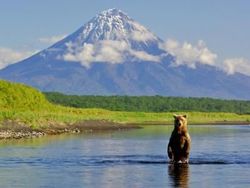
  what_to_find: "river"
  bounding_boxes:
[0,125,249,187]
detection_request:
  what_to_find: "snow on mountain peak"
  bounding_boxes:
[73,8,159,44]
[99,8,129,18]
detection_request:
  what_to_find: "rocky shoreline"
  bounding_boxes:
[0,130,46,139]
[0,120,141,139]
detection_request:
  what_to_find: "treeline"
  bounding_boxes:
[44,92,250,114]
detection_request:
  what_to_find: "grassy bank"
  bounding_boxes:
[1,80,250,136]
[1,107,250,127]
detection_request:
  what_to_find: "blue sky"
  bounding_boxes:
[0,0,249,72]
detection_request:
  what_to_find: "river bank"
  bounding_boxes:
[1,119,250,139]
[0,120,140,139]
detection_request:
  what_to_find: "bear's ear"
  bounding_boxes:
[173,114,178,119]
[183,114,188,119]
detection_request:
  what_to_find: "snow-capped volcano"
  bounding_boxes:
[72,8,159,43]
[46,8,164,67]
[0,8,250,99]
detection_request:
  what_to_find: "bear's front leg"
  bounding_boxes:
[167,143,174,162]
[182,135,191,162]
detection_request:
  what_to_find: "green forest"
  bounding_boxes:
[44,92,250,114]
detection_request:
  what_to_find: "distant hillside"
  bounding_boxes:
[0,80,51,110]
[45,92,250,114]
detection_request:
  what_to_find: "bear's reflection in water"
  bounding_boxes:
[168,163,189,188]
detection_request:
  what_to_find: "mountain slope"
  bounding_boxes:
[0,8,250,99]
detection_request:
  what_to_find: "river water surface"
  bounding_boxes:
[0,125,250,187]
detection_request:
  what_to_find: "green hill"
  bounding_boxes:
[0,80,51,111]
[0,80,116,128]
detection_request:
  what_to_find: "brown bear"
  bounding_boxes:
[167,114,191,163]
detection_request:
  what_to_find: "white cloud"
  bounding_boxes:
[159,39,250,76]
[62,40,160,67]
[39,34,67,44]
[160,39,218,68]
[223,58,250,76]
[95,40,128,64]
[63,41,127,68]
[0,47,36,69]
[130,50,160,62]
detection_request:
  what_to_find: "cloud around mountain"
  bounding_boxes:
[160,39,218,68]
[61,40,161,68]
[60,37,250,77]
[0,47,36,69]
[1,37,249,77]
[223,58,250,76]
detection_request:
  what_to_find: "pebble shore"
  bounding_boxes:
[0,120,140,139]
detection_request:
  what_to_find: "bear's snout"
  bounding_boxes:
[175,120,182,127]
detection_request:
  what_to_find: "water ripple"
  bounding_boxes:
[1,155,249,168]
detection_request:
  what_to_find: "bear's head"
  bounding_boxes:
[173,114,188,132]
